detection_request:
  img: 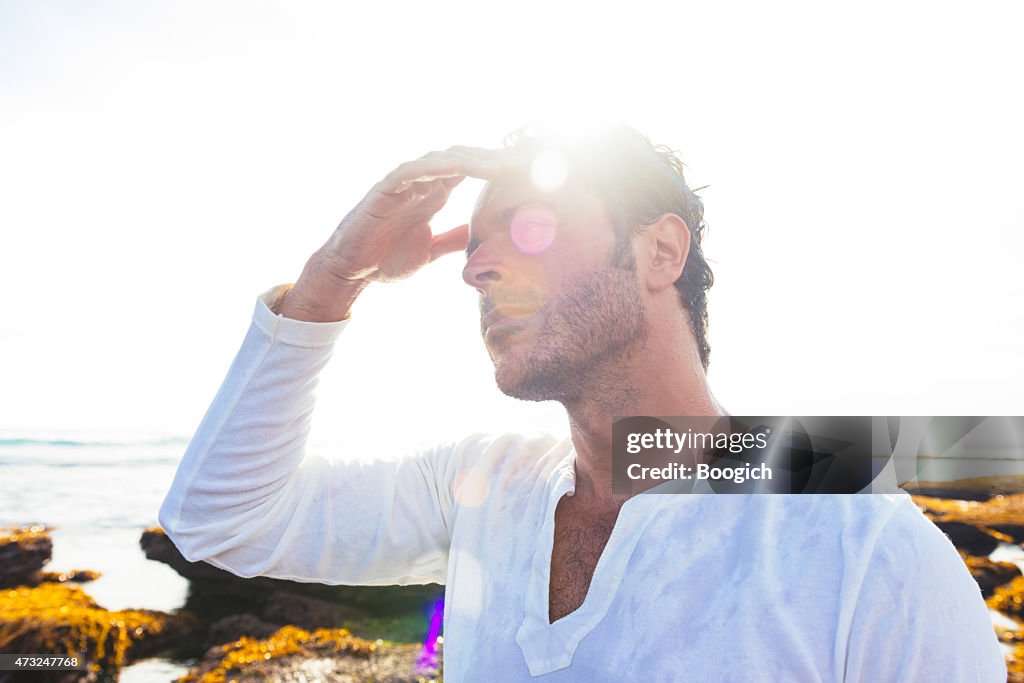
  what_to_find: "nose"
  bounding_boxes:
[461,242,506,292]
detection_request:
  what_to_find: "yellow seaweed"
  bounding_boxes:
[0,582,166,674]
[177,624,377,683]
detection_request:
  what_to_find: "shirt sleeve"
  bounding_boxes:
[841,500,1007,682]
[157,285,479,586]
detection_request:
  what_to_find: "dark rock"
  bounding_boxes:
[990,524,1024,545]
[183,582,266,624]
[142,527,443,617]
[259,592,365,631]
[934,521,1001,556]
[904,485,996,502]
[120,609,201,661]
[0,525,53,588]
[297,583,445,617]
[206,613,281,647]
[960,552,1021,597]
[140,527,278,591]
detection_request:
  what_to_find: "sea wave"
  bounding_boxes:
[0,436,188,448]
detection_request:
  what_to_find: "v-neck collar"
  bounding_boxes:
[514,449,692,676]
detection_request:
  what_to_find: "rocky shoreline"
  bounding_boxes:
[1,526,442,682]
[4,479,1024,681]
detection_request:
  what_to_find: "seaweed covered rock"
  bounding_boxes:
[999,627,1024,683]
[960,551,1021,597]
[206,613,281,649]
[0,582,198,681]
[938,521,1004,556]
[904,475,1024,502]
[259,591,365,631]
[987,576,1024,624]
[0,526,100,591]
[0,524,54,588]
[911,494,1024,555]
[177,624,438,683]
[38,569,103,584]
[912,492,1024,530]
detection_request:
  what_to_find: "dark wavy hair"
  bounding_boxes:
[503,123,714,371]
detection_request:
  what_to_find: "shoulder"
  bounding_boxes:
[766,492,938,542]
[864,492,981,600]
[733,494,972,589]
[741,492,982,597]
[430,431,568,468]
[820,492,975,581]
[426,431,572,497]
[835,494,1007,681]
[738,493,933,551]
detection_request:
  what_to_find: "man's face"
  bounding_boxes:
[462,170,648,403]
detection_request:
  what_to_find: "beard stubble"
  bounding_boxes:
[489,247,648,408]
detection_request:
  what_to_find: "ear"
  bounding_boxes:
[640,213,691,292]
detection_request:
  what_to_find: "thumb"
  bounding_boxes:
[429,224,469,262]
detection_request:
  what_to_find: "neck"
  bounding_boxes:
[561,317,725,506]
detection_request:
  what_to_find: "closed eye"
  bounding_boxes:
[466,200,561,258]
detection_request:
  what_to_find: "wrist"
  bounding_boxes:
[276,260,368,323]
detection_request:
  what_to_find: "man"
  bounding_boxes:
[159,124,1005,680]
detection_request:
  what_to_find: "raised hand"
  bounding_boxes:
[278,147,500,322]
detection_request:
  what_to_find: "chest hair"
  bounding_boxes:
[548,495,623,623]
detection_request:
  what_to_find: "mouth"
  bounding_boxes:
[480,295,544,338]
[481,307,537,341]
[482,311,522,336]
[481,294,544,327]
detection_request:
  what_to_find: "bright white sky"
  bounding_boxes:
[2,1,1022,455]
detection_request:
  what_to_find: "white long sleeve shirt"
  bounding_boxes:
[158,288,1007,682]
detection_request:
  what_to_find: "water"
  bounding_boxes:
[119,658,192,682]
[0,434,190,613]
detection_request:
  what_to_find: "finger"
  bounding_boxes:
[364,175,453,220]
[425,150,505,178]
[447,145,528,167]
[441,175,466,192]
[379,155,499,194]
[378,162,459,195]
[429,224,469,262]
[409,179,451,209]
[445,145,503,160]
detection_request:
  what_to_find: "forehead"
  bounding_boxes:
[470,169,610,230]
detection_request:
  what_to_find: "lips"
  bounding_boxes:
[482,310,521,335]
[481,306,538,338]
[480,294,545,338]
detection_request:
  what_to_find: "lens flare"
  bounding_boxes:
[510,203,558,255]
[530,148,569,193]
[453,467,490,507]
[416,598,444,673]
